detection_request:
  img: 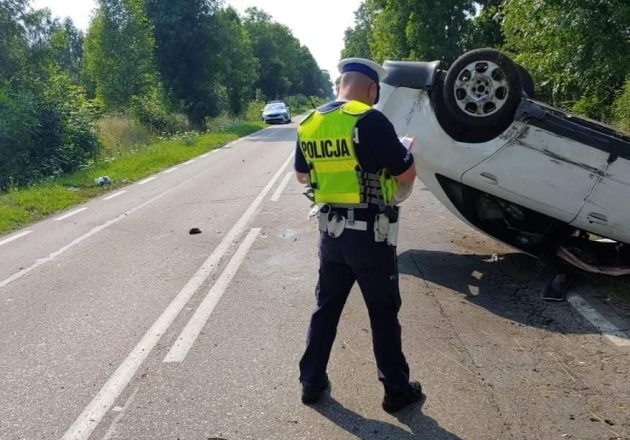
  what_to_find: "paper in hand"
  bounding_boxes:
[398,136,415,152]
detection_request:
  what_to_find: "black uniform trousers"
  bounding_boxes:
[299,227,410,394]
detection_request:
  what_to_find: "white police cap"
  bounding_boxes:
[338,58,386,84]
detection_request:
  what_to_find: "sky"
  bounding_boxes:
[30,0,363,82]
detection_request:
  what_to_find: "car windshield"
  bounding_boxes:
[264,103,285,112]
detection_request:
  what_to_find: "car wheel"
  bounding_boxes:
[516,63,535,99]
[443,48,522,129]
[432,71,506,143]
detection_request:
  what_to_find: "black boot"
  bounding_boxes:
[382,381,423,413]
[301,376,330,404]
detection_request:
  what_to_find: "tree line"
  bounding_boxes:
[0,0,332,190]
[342,0,630,130]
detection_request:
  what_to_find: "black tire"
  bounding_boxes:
[443,48,522,128]
[516,63,535,98]
[432,71,509,143]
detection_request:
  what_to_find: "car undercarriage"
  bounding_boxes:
[437,175,630,276]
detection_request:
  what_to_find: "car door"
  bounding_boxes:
[571,155,630,243]
[461,123,610,223]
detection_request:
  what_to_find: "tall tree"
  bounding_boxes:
[49,18,84,84]
[343,0,503,64]
[83,0,161,110]
[367,0,411,62]
[0,0,30,81]
[366,0,476,63]
[502,0,630,120]
[211,7,259,116]
[341,2,373,59]
[145,0,222,127]
[243,7,331,100]
[243,7,292,99]
[463,0,504,51]
[0,2,98,190]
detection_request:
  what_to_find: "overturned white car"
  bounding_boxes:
[377,48,630,275]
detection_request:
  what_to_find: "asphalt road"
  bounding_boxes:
[1,122,629,440]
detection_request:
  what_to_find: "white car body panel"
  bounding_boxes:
[462,124,610,223]
[377,80,630,248]
[377,51,630,277]
[378,84,505,225]
[572,156,630,243]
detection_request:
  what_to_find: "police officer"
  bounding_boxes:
[294,58,422,413]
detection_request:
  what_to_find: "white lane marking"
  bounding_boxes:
[54,208,88,222]
[199,152,210,158]
[163,167,178,174]
[103,191,126,201]
[138,176,156,185]
[61,154,293,440]
[101,386,140,440]
[0,230,32,247]
[0,172,205,290]
[568,294,630,347]
[164,228,261,363]
[271,171,293,202]
[183,159,196,165]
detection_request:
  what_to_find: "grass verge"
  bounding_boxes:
[0,120,265,235]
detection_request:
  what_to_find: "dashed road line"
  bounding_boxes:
[162,167,178,174]
[137,176,156,185]
[101,386,140,440]
[103,191,126,201]
[0,171,208,290]
[568,294,630,347]
[183,159,196,165]
[199,152,211,158]
[0,230,32,247]
[60,153,293,440]
[54,208,88,222]
[271,171,293,202]
[163,228,261,363]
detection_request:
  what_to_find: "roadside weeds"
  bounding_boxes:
[0,121,264,235]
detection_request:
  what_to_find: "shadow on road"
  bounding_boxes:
[397,249,627,335]
[313,396,462,440]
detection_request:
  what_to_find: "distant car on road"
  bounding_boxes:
[262,101,291,124]
[377,48,630,275]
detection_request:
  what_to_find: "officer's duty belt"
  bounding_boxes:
[329,208,377,222]
[342,220,367,231]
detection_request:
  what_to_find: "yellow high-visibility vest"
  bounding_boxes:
[298,100,397,206]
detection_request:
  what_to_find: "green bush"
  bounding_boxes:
[572,95,611,122]
[0,68,100,190]
[0,84,38,189]
[245,100,265,122]
[130,88,188,134]
[613,76,630,133]
[286,95,328,114]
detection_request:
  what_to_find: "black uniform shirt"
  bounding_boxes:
[294,101,413,176]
